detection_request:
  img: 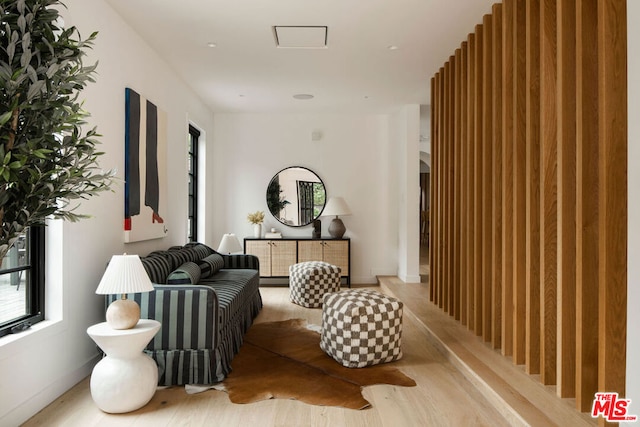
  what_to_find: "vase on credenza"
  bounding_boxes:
[253,224,262,238]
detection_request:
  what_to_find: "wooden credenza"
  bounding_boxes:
[244,237,350,286]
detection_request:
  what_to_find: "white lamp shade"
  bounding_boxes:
[95,254,154,295]
[322,197,352,217]
[218,233,243,254]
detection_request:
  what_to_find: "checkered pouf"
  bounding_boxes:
[289,261,342,308]
[320,288,404,368]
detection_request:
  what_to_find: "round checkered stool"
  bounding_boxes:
[320,288,404,368]
[289,261,342,308]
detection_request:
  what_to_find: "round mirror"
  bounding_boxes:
[266,166,326,227]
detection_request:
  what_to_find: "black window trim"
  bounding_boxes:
[0,226,45,338]
[188,124,200,242]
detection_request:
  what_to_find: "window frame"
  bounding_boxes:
[0,226,45,338]
[188,124,200,242]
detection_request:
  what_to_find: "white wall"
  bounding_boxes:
[392,105,421,283]
[211,113,400,283]
[0,1,215,425]
[627,0,639,406]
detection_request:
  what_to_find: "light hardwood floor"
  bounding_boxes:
[24,285,512,427]
[23,246,597,426]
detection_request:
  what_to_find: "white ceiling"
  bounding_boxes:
[104,0,496,114]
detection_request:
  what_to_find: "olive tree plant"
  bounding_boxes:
[0,0,114,259]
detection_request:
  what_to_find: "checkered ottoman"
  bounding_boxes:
[289,261,342,308]
[320,289,403,368]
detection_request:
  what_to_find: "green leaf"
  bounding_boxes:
[0,111,12,127]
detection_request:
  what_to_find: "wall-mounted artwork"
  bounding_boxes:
[124,88,167,243]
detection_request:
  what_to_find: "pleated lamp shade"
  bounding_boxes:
[96,254,154,296]
[96,254,153,330]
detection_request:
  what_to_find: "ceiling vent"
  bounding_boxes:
[273,26,328,49]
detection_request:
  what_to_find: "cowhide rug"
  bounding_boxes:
[219,318,416,410]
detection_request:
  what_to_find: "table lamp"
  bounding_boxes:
[322,197,352,238]
[96,254,154,330]
[218,233,243,254]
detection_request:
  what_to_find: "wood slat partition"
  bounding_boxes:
[501,0,515,358]
[512,0,527,366]
[525,0,541,375]
[575,0,599,412]
[491,3,503,350]
[443,61,451,314]
[448,56,456,317]
[467,33,477,332]
[482,14,493,343]
[429,76,435,305]
[557,0,577,399]
[454,48,462,321]
[540,0,558,387]
[473,25,484,336]
[597,0,627,419]
[460,41,469,327]
[428,0,627,415]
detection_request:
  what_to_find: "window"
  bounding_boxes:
[187,125,200,242]
[0,226,45,338]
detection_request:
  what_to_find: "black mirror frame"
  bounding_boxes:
[266,166,326,227]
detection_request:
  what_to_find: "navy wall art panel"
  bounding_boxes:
[124,88,167,242]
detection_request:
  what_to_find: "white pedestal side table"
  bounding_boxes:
[87,319,161,413]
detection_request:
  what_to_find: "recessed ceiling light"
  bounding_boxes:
[388,45,399,50]
[293,94,314,100]
[207,42,217,48]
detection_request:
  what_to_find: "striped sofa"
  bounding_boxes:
[108,243,262,386]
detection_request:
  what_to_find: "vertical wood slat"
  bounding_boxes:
[557,0,577,398]
[512,0,527,365]
[597,0,627,408]
[467,33,477,332]
[438,69,445,309]
[430,76,435,305]
[575,0,599,412]
[443,61,451,313]
[501,0,515,358]
[431,72,438,305]
[482,14,493,343]
[491,3,503,350]
[540,0,558,386]
[460,41,469,327]
[525,0,541,376]
[448,56,456,317]
[474,24,484,336]
[454,48,462,321]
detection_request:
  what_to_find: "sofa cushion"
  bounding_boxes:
[167,261,202,285]
[140,254,172,283]
[198,253,225,279]
[184,243,214,259]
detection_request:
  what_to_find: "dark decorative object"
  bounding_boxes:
[322,197,352,239]
[312,219,321,238]
[266,166,326,227]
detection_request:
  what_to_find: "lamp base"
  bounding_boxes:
[328,218,346,239]
[106,297,140,330]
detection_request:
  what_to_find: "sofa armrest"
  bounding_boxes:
[107,284,219,351]
[221,254,259,271]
